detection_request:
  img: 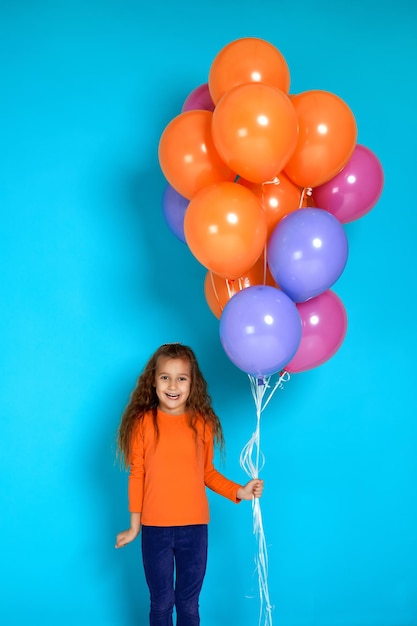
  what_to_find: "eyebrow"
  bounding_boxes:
[157,371,190,376]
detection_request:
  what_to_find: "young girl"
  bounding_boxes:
[115,343,263,626]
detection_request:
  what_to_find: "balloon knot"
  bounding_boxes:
[263,176,280,186]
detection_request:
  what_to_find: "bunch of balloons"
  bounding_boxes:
[159,37,384,379]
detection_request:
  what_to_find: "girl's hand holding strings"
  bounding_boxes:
[237,479,264,501]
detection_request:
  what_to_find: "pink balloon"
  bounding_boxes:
[182,83,215,113]
[285,290,347,373]
[312,144,384,223]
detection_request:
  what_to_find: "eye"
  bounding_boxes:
[178,376,188,382]
[160,375,169,381]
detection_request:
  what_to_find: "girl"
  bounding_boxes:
[115,343,263,626]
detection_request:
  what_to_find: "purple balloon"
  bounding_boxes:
[162,184,189,243]
[313,144,384,223]
[182,83,215,113]
[268,208,348,303]
[219,285,302,376]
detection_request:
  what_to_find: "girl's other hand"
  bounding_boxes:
[115,526,140,549]
[237,479,264,501]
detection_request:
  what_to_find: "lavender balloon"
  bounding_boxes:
[313,144,384,223]
[162,183,189,243]
[219,285,302,376]
[268,208,348,303]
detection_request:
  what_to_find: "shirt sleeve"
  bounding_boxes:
[128,423,145,513]
[203,425,242,503]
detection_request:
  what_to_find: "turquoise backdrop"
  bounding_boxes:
[1,1,416,625]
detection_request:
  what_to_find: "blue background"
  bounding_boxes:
[1,1,416,625]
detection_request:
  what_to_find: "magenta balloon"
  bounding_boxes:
[182,83,215,113]
[312,144,384,223]
[267,208,348,303]
[285,290,348,373]
[219,285,302,376]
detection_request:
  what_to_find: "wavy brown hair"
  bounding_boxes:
[116,343,225,468]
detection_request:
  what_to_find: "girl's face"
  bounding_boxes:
[154,356,192,415]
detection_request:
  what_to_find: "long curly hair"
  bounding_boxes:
[116,343,225,468]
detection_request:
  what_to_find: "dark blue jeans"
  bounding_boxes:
[141,524,208,626]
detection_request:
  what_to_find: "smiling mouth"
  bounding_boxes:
[166,393,180,400]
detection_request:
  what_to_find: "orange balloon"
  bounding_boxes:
[158,110,235,200]
[208,37,290,105]
[184,182,267,279]
[284,90,357,188]
[204,255,277,318]
[212,83,299,184]
[238,173,302,237]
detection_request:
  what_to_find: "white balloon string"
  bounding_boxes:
[240,371,291,626]
[298,186,313,208]
[226,279,236,299]
[263,176,280,186]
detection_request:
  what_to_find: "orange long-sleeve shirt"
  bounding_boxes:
[128,409,242,526]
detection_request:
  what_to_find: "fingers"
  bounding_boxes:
[115,531,129,549]
[252,479,264,498]
[115,527,140,548]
